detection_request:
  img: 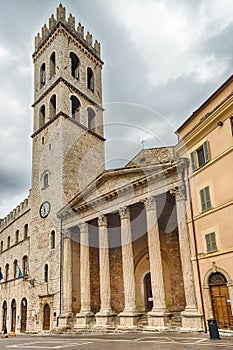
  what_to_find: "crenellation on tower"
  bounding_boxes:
[49,14,57,30]
[35,33,41,49]
[42,24,49,39]
[56,2,66,21]
[86,31,93,46]
[68,13,75,29]
[34,3,101,60]
[77,22,84,37]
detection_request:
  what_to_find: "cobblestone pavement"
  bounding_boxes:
[0,332,232,350]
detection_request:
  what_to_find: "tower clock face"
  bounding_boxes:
[40,201,50,218]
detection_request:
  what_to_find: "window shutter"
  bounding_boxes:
[205,234,211,252]
[200,188,205,211]
[190,151,197,171]
[205,186,211,208]
[203,140,210,163]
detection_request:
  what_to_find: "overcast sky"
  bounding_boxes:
[1,0,233,217]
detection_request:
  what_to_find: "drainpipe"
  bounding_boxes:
[187,167,207,332]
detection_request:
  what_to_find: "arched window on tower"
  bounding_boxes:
[51,230,55,249]
[0,241,3,253]
[71,96,80,121]
[7,236,10,249]
[44,264,48,283]
[13,260,18,279]
[40,63,46,88]
[87,67,94,92]
[22,256,28,277]
[39,105,46,128]
[70,52,80,79]
[43,172,49,188]
[5,264,9,281]
[87,107,96,131]
[24,224,28,239]
[50,52,56,79]
[50,95,56,119]
[15,230,19,244]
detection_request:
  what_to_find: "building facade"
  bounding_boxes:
[0,4,232,334]
[175,77,233,330]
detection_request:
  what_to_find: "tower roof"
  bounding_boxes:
[33,3,102,62]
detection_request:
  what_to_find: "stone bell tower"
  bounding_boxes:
[30,3,105,219]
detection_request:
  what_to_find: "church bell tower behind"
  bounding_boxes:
[30,3,105,217]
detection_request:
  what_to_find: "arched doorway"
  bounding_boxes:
[20,298,27,333]
[11,299,16,332]
[209,272,233,329]
[144,273,153,311]
[43,304,50,330]
[2,301,7,332]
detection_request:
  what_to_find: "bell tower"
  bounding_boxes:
[30,3,105,219]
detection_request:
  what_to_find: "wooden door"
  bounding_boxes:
[144,273,153,311]
[43,304,50,331]
[20,298,27,333]
[210,285,233,329]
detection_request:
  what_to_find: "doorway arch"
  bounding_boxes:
[20,298,27,333]
[144,272,153,311]
[2,301,7,332]
[11,299,16,332]
[208,272,233,329]
[43,304,50,330]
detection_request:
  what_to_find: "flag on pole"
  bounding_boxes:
[17,265,23,278]
[0,270,3,281]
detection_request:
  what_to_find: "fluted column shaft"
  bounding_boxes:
[63,230,73,314]
[98,215,112,314]
[145,197,168,312]
[79,222,91,314]
[119,207,138,313]
[174,185,198,310]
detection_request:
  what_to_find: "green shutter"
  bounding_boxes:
[205,186,211,209]
[200,188,205,211]
[203,140,210,163]
[190,151,197,171]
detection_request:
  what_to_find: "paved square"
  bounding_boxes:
[7,341,93,349]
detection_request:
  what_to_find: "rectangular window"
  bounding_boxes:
[205,232,217,253]
[200,186,212,211]
[190,140,210,171]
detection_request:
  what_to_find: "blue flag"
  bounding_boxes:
[0,271,3,281]
[17,265,23,278]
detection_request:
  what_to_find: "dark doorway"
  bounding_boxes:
[144,272,153,311]
[2,301,7,332]
[20,298,27,333]
[11,299,16,332]
[43,304,50,330]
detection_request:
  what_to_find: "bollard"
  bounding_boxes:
[208,319,220,340]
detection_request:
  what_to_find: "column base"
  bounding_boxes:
[58,312,74,329]
[74,311,94,329]
[95,310,116,327]
[118,310,140,328]
[181,308,203,331]
[147,309,171,330]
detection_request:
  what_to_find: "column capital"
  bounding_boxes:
[78,222,88,233]
[119,206,130,220]
[170,184,187,201]
[144,196,157,211]
[98,214,107,227]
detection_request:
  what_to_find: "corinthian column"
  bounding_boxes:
[119,206,139,327]
[172,184,202,330]
[58,229,73,328]
[75,222,93,328]
[95,215,115,326]
[144,196,170,329]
